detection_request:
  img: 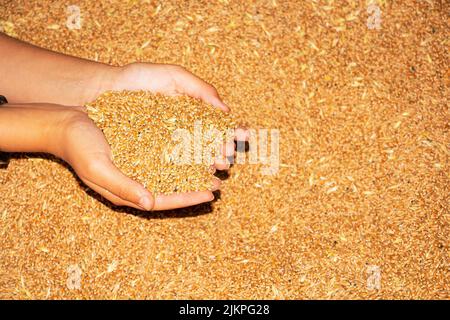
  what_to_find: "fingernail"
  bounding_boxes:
[139,196,153,210]
[217,98,230,112]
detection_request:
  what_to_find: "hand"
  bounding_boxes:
[54,106,220,211]
[108,63,249,169]
[0,34,247,210]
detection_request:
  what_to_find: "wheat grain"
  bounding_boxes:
[87,90,235,195]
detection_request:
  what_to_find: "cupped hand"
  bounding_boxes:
[55,107,219,211]
[110,63,249,169]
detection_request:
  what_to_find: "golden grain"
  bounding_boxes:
[86,91,235,195]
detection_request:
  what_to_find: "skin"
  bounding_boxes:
[0,33,247,211]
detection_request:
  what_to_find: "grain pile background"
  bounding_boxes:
[0,0,448,299]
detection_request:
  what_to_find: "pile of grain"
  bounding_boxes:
[86,90,235,194]
[0,0,448,299]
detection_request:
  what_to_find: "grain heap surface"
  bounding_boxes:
[86,90,234,194]
[0,0,448,299]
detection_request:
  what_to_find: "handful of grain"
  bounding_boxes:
[86,90,235,195]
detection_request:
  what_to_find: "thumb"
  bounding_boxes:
[82,156,154,210]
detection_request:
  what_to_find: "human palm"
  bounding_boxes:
[60,109,219,211]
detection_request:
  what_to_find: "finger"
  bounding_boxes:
[86,175,219,210]
[222,141,235,157]
[234,127,250,141]
[153,190,215,211]
[84,157,154,210]
[82,179,146,210]
[211,178,221,191]
[171,66,231,112]
[214,156,230,170]
[205,95,230,113]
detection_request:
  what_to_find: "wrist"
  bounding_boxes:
[104,62,152,92]
[0,105,65,155]
[80,63,121,104]
[43,111,67,158]
[45,108,87,160]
